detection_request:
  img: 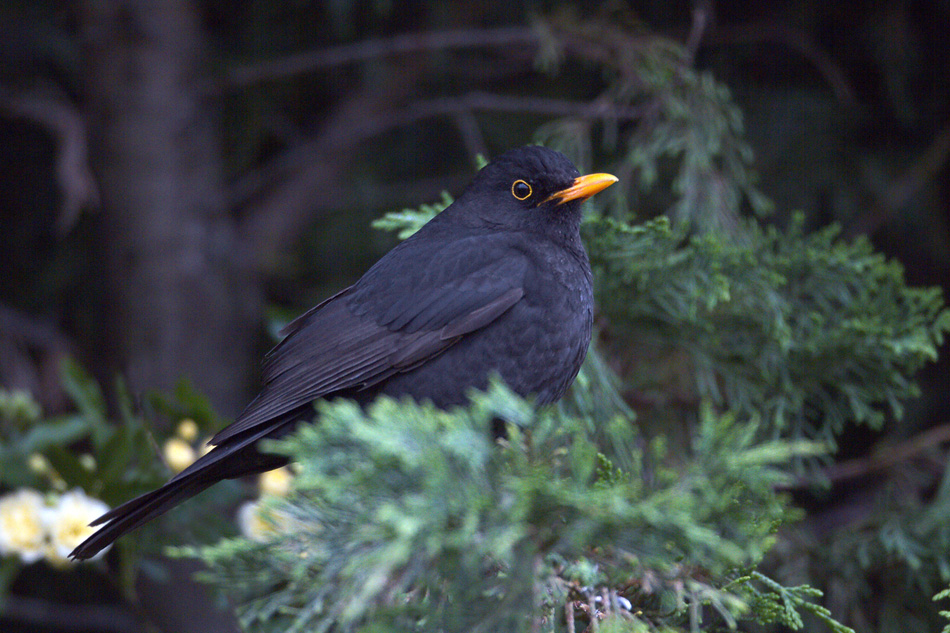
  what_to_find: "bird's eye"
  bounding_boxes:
[511,180,532,200]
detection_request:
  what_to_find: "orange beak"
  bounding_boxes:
[545,173,619,205]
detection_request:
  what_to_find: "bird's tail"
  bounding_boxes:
[69,412,300,561]
[69,404,313,560]
[69,476,217,560]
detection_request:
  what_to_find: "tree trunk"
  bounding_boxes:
[80,2,254,630]
[81,0,258,417]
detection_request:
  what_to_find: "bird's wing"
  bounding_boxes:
[210,237,529,444]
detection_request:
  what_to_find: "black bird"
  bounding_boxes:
[70,145,617,560]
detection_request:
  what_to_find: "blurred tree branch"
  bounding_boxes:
[785,423,950,489]
[845,122,950,238]
[0,303,74,412]
[0,303,73,352]
[684,0,712,62]
[706,20,857,104]
[236,81,412,267]
[227,14,665,270]
[0,84,99,234]
[235,90,648,267]
[224,26,540,89]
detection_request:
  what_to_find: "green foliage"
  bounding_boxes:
[371,191,454,240]
[0,388,42,423]
[188,384,828,633]
[0,359,113,493]
[582,214,950,449]
[733,572,854,633]
[936,587,950,633]
[775,454,950,628]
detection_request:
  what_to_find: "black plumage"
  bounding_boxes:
[70,145,617,560]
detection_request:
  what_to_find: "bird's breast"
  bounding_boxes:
[374,239,593,408]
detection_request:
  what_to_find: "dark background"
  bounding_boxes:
[0,1,948,631]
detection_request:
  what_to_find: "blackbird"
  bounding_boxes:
[70,145,617,560]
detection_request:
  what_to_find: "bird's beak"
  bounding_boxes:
[545,173,619,206]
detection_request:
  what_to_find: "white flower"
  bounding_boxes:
[0,489,47,563]
[43,489,111,563]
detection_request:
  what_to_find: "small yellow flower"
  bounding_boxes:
[163,437,197,473]
[176,418,199,442]
[44,489,110,563]
[258,466,295,497]
[27,453,49,475]
[0,489,47,563]
[78,454,97,471]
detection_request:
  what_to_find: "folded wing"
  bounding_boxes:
[211,236,529,444]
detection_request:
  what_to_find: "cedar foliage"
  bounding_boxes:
[188,389,831,633]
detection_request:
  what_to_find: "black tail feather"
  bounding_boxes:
[70,476,216,560]
[70,410,303,561]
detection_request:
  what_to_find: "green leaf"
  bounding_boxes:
[59,356,106,423]
[372,191,454,239]
[18,415,91,454]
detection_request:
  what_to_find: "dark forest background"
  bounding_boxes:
[0,1,948,632]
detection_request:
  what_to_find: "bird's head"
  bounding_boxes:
[449,145,618,236]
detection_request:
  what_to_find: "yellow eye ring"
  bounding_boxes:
[511,179,532,200]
